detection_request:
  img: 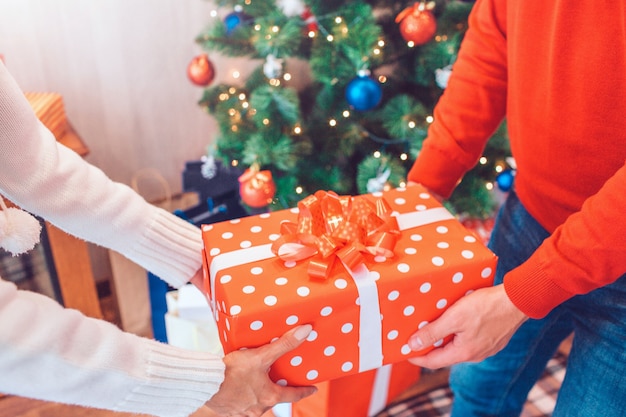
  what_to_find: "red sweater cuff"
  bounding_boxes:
[503,254,576,319]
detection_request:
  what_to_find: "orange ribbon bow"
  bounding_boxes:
[271,190,401,281]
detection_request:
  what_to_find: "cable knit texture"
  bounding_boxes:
[407,0,626,318]
[0,61,224,416]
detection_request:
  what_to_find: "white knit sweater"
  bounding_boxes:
[0,62,225,417]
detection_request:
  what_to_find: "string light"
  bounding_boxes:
[373,151,381,158]
[329,118,337,126]
[210,10,217,17]
[479,157,488,165]
[294,125,302,134]
[232,71,241,79]
[342,110,350,118]
[284,73,292,81]
[262,118,270,125]
[327,34,334,42]
[426,115,434,123]
[295,186,304,194]
[400,153,408,161]
[408,121,416,128]
[231,160,239,167]
[485,182,494,191]
[308,31,316,38]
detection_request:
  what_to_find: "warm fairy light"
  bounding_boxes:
[374,151,381,158]
[210,10,217,17]
[263,118,270,125]
[265,34,272,40]
[335,17,343,24]
[485,182,494,190]
[373,48,381,55]
[342,110,350,118]
[329,119,337,126]
[495,164,504,173]
[378,40,385,47]
[254,24,261,31]
[378,75,387,83]
[296,186,304,194]
[219,93,229,101]
[228,87,237,94]
[272,26,279,32]
[269,78,281,86]
[249,108,257,116]
[407,41,415,48]
[238,93,246,100]
[231,159,239,167]
[242,102,249,108]
[399,181,407,188]
[231,125,238,132]
[284,73,292,81]
[327,35,334,42]
[400,153,408,161]
[232,71,241,79]
[426,115,434,123]
[342,27,348,34]
[294,126,302,134]
[228,109,236,116]
[408,121,416,128]
[308,31,316,38]
[479,157,488,165]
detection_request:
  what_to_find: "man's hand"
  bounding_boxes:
[407,284,528,369]
[205,324,317,417]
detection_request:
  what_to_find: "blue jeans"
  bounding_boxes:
[449,190,626,417]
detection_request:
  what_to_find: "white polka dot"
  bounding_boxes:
[269,233,280,241]
[370,270,381,281]
[286,315,299,325]
[210,247,221,256]
[437,241,450,249]
[452,272,464,283]
[285,261,296,268]
[306,370,319,380]
[436,299,448,309]
[334,278,348,289]
[462,250,474,259]
[387,330,399,340]
[222,231,234,239]
[250,320,263,330]
[432,256,445,266]
[372,191,383,197]
[404,305,415,316]
[230,305,241,315]
[410,234,423,242]
[275,277,288,285]
[341,362,354,372]
[436,226,448,234]
[324,346,336,356]
[250,226,262,233]
[419,282,432,293]
[481,267,493,278]
[307,330,318,341]
[419,192,430,199]
[401,344,412,355]
[341,323,353,333]
[202,224,213,232]
[276,379,287,386]
[251,267,263,275]
[290,207,299,214]
[405,247,417,255]
[320,306,333,316]
[434,339,444,347]
[394,197,406,205]
[290,356,303,366]
[297,286,310,297]
[355,297,360,306]
[464,235,477,243]
[397,263,410,273]
[416,204,427,211]
[466,289,475,296]
[260,213,271,218]
[242,285,255,294]
[264,295,278,306]
[240,240,252,248]
[230,219,241,224]
[220,275,232,284]
[418,321,429,329]
[374,255,386,263]
[388,290,400,301]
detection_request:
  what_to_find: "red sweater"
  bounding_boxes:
[408,0,626,318]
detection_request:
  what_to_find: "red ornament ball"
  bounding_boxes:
[238,168,276,208]
[187,54,215,86]
[396,4,437,45]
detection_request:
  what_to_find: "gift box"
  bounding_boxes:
[201,184,496,385]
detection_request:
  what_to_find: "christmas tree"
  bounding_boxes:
[189,0,512,219]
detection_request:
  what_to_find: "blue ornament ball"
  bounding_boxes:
[345,75,382,111]
[496,169,515,191]
[224,11,250,35]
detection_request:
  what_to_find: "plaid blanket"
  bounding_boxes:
[378,351,567,417]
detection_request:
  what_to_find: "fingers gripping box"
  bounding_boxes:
[201,184,496,386]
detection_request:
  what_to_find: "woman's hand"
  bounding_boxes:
[205,325,317,416]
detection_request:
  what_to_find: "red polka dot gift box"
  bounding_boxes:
[201,183,497,386]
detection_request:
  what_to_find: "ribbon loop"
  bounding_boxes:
[271,191,401,280]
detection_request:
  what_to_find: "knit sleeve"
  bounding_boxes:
[0,61,201,289]
[0,279,224,417]
[407,0,508,198]
[504,161,626,318]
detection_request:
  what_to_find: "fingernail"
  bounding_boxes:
[293,324,313,341]
[409,336,424,350]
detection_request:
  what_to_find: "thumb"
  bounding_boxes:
[260,324,313,366]
[408,320,448,352]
